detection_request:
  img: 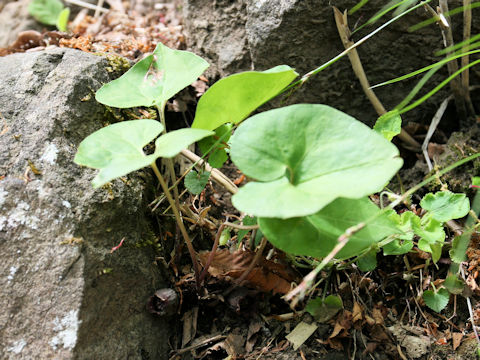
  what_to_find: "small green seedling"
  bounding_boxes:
[423,286,450,312]
[28,0,70,32]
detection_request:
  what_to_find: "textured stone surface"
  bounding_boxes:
[0,48,168,359]
[183,0,479,126]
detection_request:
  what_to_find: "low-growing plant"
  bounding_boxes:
[75,3,479,321]
[28,0,70,32]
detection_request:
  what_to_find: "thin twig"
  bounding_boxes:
[198,222,227,284]
[284,222,366,307]
[438,0,468,124]
[64,0,109,13]
[223,221,259,230]
[460,264,480,347]
[332,7,421,151]
[422,95,452,171]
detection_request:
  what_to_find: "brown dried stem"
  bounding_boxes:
[333,7,421,152]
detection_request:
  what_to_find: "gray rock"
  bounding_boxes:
[183,0,478,126]
[0,48,168,359]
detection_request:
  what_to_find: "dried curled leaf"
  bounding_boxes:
[198,249,299,294]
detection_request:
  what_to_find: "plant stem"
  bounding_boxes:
[284,222,365,308]
[156,103,181,205]
[151,161,200,287]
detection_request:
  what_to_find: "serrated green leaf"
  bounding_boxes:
[198,124,232,168]
[74,120,212,188]
[356,248,378,271]
[420,191,470,222]
[184,170,210,195]
[450,229,474,263]
[230,104,403,218]
[96,42,209,108]
[444,274,464,295]
[56,7,69,31]
[383,211,415,255]
[28,0,64,25]
[373,110,402,141]
[305,295,343,323]
[423,288,449,312]
[74,120,163,188]
[259,197,400,260]
[192,65,298,130]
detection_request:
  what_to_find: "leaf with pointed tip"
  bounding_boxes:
[74,120,213,188]
[74,120,163,188]
[96,42,209,108]
[230,104,403,218]
[192,65,298,130]
[258,197,400,260]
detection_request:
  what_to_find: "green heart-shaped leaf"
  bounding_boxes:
[184,170,211,195]
[423,288,449,312]
[258,197,400,260]
[230,104,403,218]
[74,120,213,188]
[28,0,64,25]
[74,120,163,187]
[96,42,209,108]
[191,65,298,130]
[420,191,470,222]
[373,110,401,141]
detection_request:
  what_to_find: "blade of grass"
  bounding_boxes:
[371,49,480,89]
[409,1,480,32]
[398,59,480,115]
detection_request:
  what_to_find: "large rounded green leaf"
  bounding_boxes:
[74,120,213,188]
[96,42,209,108]
[259,197,399,260]
[230,104,403,218]
[191,65,298,130]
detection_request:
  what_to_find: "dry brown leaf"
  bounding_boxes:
[372,308,384,325]
[452,332,463,350]
[352,302,363,323]
[198,249,300,294]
